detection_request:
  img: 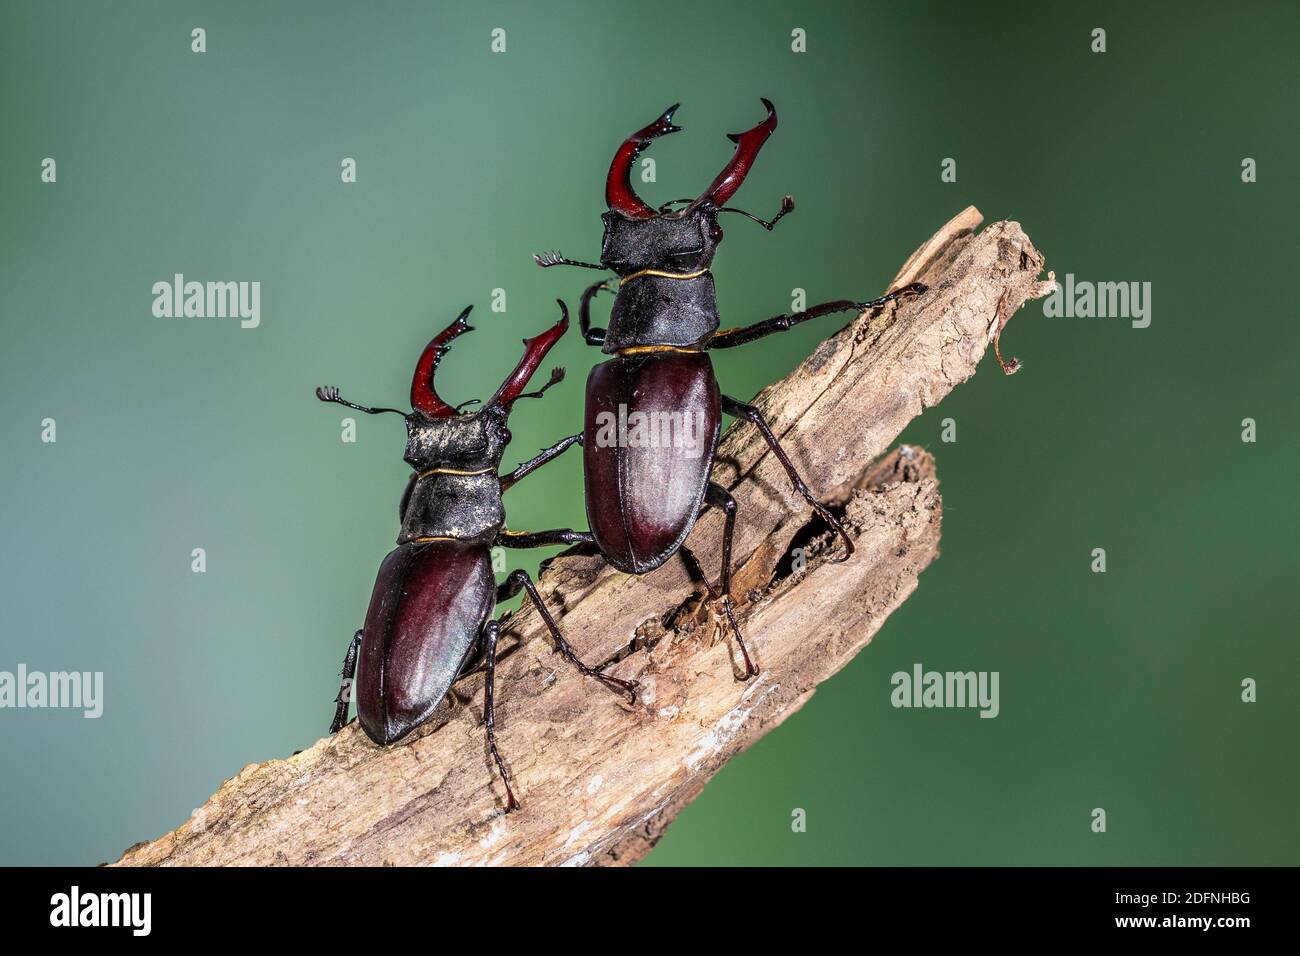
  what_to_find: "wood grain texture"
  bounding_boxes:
[114,207,1051,867]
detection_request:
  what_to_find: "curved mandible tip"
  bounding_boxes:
[489,300,571,408]
[605,103,683,220]
[685,98,778,214]
[410,305,475,418]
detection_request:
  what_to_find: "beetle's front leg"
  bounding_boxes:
[704,283,927,350]
[579,280,612,347]
[499,434,583,491]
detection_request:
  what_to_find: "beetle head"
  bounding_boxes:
[600,99,778,276]
[403,303,569,472]
[599,207,720,277]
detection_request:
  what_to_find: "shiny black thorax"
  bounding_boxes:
[599,208,724,353]
[398,406,511,546]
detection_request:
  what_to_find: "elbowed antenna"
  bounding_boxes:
[679,98,778,215]
[488,300,571,407]
[605,104,682,220]
[410,305,475,419]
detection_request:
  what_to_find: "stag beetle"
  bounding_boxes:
[534,99,925,676]
[316,302,636,811]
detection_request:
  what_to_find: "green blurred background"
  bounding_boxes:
[1,0,1296,866]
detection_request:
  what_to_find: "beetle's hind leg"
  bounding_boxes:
[721,395,855,562]
[329,630,363,734]
[679,541,732,648]
[497,567,638,702]
[482,619,519,813]
[693,483,760,679]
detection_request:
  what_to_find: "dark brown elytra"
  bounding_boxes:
[316,302,636,812]
[535,99,927,677]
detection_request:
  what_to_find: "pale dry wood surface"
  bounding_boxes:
[114,207,1052,867]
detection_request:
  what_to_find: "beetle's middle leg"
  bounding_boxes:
[497,567,639,702]
[721,395,855,562]
[496,528,593,549]
[328,630,362,734]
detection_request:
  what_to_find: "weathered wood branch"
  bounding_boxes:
[114,207,1052,867]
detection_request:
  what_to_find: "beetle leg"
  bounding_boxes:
[495,527,593,550]
[498,569,638,702]
[499,434,583,491]
[482,620,520,813]
[680,543,726,647]
[679,544,733,652]
[679,544,720,601]
[721,395,855,563]
[329,630,363,734]
[704,283,926,350]
[704,301,860,350]
[702,483,759,679]
[579,279,611,347]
